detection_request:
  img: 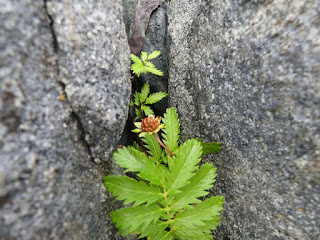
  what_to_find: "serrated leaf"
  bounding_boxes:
[199,140,222,155]
[142,134,162,162]
[103,175,162,207]
[175,227,212,240]
[129,100,135,107]
[134,91,141,105]
[141,105,154,116]
[145,92,168,105]
[140,82,150,103]
[135,108,141,118]
[136,221,168,239]
[146,66,163,76]
[161,107,180,153]
[148,50,161,60]
[150,229,174,240]
[130,53,143,64]
[170,163,217,210]
[131,62,147,77]
[141,51,148,62]
[132,141,142,151]
[166,139,202,195]
[144,61,156,68]
[110,205,163,236]
[173,196,224,229]
[113,146,163,185]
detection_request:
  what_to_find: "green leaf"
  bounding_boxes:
[110,205,163,236]
[161,107,180,153]
[131,62,147,77]
[113,146,163,185]
[175,227,212,240]
[170,163,217,210]
[146,66,163,76]
[140,82,150,103]
[136,221,168,238]
[130,53,142,64]
[103,175,163,207]
[173,196,224,229]
[150,229,174,240]
[142,134,162,162]
[148,50,161,60]
[129,100,134,107]
[198,139,222,155]
[135,108,141,118]
[141,105,154,116]
[166,139,202,195]
[134,91,141,105]
[141,51,148,62]
[144,61,156,68]
[145,92,168,105]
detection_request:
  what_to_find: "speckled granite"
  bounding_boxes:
[168,0,320,239]
[123,0,169,115]
[0,0,131,239]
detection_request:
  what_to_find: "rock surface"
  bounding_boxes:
[0,0,130,239]
[168,0,320,239]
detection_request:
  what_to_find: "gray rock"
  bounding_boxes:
[168,0,320,239]
[47,0,131,162]
[0,0,131,239]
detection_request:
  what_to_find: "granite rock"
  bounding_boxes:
[168,0,320,239]
[0,0,131,239]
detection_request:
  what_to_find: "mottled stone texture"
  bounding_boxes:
[0,0,130,239]
[169,0,320,239]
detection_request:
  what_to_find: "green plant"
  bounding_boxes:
[131,51,163,77]
[104,107,224,240]
[130,82,168,118]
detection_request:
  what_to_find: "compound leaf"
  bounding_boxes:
[166,139,202,195]
[110,204,163,236]
[130,53,142,64]
[161,107,180,153]
[141,105,154,116]
[134,91,141,105]
[103,175,162,207]
[170,163,217,210]
[145,92,168,105]
[141,51,148,62]
[140,82,150,103]
[173,196,224,229]
[200,140,222,155]
[146,66,163,76]
[150,229,174,240]
[148,50,161,60]
[113,146,163,185]
[142,134,162,162]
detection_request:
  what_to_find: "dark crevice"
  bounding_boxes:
[44,0,93,162]
[71,112,94,162]
[44,0,59,52]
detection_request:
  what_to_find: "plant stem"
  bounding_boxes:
[153,133,174,157]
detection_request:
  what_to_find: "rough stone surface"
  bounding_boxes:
[0,0,131,239]
[47,0,131,162]
[123,0,169,115]
[168,0,320,239]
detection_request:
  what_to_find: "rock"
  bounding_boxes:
[168,0,320,239]
[0,0,131,239]
[47,0,131,161]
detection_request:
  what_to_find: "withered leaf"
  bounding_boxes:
[129,0,165,55]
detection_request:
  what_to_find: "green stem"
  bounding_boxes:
[153,133,174,157]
